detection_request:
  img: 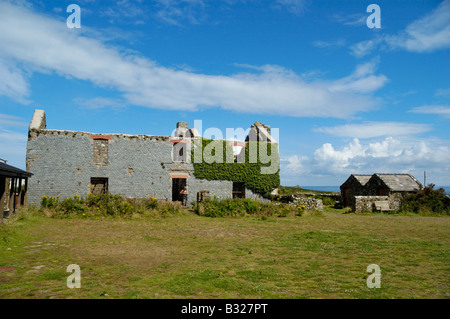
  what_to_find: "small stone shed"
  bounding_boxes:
[341,173,422,212]
[340,174,372,207]
[0,160,33,217]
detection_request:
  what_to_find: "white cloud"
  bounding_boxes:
[384,0,450,53]
[0,59,30,104]
[0,114,28,127]
[0,129,28,169]
[312,39,347,49]
[410,105,450,118]
[75,97,127,110]
[0,1,387,118]
[313,137,450,174]
[435,87,450,97]
[351,0,450,57]
[328,59,388,94]
[332,13,367,27]
[314,122,432,138]
[282,154,310,175]
[280,136,450,185]
[275,0,308,15]
[350,38,383,58]
[152,0,207,25]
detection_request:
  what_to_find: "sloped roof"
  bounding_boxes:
[374,174,421,192]
[352,174,372,186]
[0,162,33,178]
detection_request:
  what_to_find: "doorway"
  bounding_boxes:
[343,187,350,207]
[232,182,245,199]
[172,178,187,202]
[90,177,108,194]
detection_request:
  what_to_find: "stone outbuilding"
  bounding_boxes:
[341,173,422,212]
[340,174,372,207]
[365,174,422,196]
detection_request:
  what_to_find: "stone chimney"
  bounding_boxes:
[175,122,189,138]
[29,109,46,131]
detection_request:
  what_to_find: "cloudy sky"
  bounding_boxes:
[0,0,449,187]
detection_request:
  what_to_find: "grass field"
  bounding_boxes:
[0,209,449,299]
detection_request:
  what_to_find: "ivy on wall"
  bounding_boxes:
[191,138,280,197]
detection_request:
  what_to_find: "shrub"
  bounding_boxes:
[40,195,58,209]
[38,193,184,218]
[194,198,299,218]
[319,196,335,207]
[58,196,87,216]
[400,184,450,215]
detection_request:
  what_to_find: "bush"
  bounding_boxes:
[319,196,335,207]
[39,193,184,218]
[40,195,58,209]
[193,198,299,218]
[400,184,450,215]
[58,197,87,216]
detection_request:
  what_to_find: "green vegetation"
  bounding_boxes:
[39,193,183,218]
[400,184,450,215]
[193,197,306,218]
[191,139,280,197]
[278,185,336,196]
[0,205,448,299]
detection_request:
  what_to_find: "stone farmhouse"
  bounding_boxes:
[340,173,422,212]
[26,110,279,206]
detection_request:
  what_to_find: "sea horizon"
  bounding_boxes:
[300,185,450,195]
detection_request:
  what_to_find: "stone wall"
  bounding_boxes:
[291,195,323,211]
[353,194,403,213]
[26,130,174,205]
[26,129,269,206]
[26,110,274,206]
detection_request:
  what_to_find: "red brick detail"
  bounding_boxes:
[170,139,190,144]
[171,175,188,179]
[228,141,246,147]
[90,135,112,141]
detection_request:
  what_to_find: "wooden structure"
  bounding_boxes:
[0,160,33,217]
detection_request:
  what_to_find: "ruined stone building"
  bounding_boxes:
[340,173,422,212]
[26,110,279,205]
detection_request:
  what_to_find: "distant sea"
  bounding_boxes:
[302,186,340,193]
[302,186,450,195]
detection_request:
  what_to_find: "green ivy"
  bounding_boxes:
[191,139,280,197]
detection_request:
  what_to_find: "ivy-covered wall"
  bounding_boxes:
[191,139,280,197]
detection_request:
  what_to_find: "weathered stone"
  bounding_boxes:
[26,110,273,206]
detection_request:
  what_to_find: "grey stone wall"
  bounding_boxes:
[291,195,323,211]
[26,129,269,206]
[26,110,276,206]
[186,177,269,205]
[353,194,402,213]
[26,130,174,205]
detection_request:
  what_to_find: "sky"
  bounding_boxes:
[0,0,449,187]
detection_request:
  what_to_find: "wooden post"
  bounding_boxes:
[23,178,28,207]
[424,171,426,187]
[0,177,5,219]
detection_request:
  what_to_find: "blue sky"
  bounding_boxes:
[0,0,449,186]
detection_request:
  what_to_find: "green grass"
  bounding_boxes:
[278,185,337,195]
[0,208,449,299]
